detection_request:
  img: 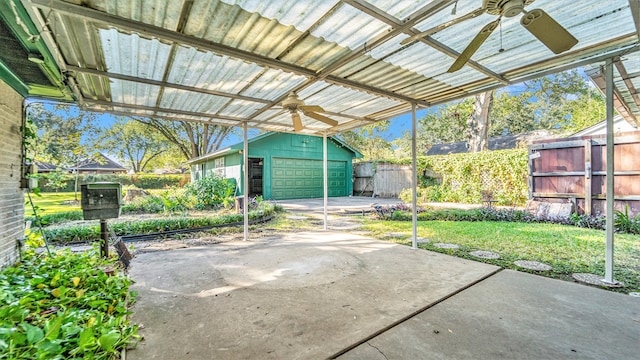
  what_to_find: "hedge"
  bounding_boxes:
[397,148,529,206]
[37,173,190,192]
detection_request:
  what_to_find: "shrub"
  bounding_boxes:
[186,175,236,210]
[25,211,84,226]
[38,174,190,192]
[372,206,640,235]
[614,206,640,235]
[121,188,195,214]
[42,200,280,243]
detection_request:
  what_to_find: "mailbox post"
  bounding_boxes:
[81,182,123,258]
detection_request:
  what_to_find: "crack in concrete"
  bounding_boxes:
[366,341,389,360]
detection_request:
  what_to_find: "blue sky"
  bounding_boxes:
[30,67,595,150]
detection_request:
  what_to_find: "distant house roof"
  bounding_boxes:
[570,115,638,137]
[73,153,127,172]
[426,131,553,156]
[33,160,60,172]
[186,132,362,165]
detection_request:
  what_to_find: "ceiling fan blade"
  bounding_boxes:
[299,105,324,113]
[401,7,486,45]
[291,112,303,132]
[447,18,500,73]
[303,111,338,126]
[520,9,578,54]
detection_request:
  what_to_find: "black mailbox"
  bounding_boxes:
[81,182,123,220]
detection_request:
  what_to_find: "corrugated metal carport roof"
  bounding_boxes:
[10,0,640,134]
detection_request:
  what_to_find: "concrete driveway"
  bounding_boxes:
[127,230,639,359]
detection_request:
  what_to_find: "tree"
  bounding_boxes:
[489,91,537,137]
[26,101,97,167]
[393,99,472,156]
[489,69,604,136]
[338,121,394,161]
[560,87,606,133]
[92,118,170,173]
[466,90,494,152]
[134,118,234,160]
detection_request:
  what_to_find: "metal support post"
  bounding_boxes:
[100,219,109,258]
[604,59,616,283]
[411,102,418,250]
[323,133,328,231]
[243,121,249,241]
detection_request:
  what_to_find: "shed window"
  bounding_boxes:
[214,158,225,176]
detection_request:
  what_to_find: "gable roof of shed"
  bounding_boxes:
[186,132,362,165]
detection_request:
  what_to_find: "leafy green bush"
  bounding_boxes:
[39,171,68,193]
[42,201,280,243]
[38,174,189,192]
[614,206,640,235]
[186,175,236,210]
[25,211,84,227]
[121,188,195,214]
[394,149,528,206]
[0,249,139,358]
[372,205,640,235]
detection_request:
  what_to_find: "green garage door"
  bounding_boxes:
[271,158,348,200]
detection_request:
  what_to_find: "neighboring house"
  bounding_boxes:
[73,153,128,174]
[186,132,362,200]
[426,130,553,156]
[570,115,638,137]
[33,160,60,173]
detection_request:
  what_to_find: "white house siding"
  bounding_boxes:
[0,80,24,268]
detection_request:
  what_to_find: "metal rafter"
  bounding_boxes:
[85,99,247,122]
[344,0,508,84]
[29,0,429,107]
[614,56,640,123]
[66,65,272,104]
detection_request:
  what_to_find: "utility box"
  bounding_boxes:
[81,182,123,220]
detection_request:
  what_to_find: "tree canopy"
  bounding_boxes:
[387,69,608,157]
[134,118,235,161]
[91,119,170,173]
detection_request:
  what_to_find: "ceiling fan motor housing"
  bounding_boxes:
[282,92,304,109]
[484,0,534,16]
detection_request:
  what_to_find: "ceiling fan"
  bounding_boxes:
[281,92,338,132]
[402,0,578,73]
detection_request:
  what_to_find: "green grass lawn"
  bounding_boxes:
[27,192,81,214]
[363,220,640,293]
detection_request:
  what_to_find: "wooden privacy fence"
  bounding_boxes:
[353,162,411,198]
[529,132,640,217]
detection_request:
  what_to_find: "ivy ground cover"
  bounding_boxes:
[0,249,138,359]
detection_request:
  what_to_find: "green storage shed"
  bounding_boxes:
[186,132,362,200]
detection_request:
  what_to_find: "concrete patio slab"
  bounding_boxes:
[276,196,399,214]
[127,231,498,359]
[338,270,640,360]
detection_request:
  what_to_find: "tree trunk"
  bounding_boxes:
[466,90,494,152]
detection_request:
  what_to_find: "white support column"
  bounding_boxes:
[243,121,249,241]
[604,60,616,283]
[411,102,418,250]
[323,133,328,231]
